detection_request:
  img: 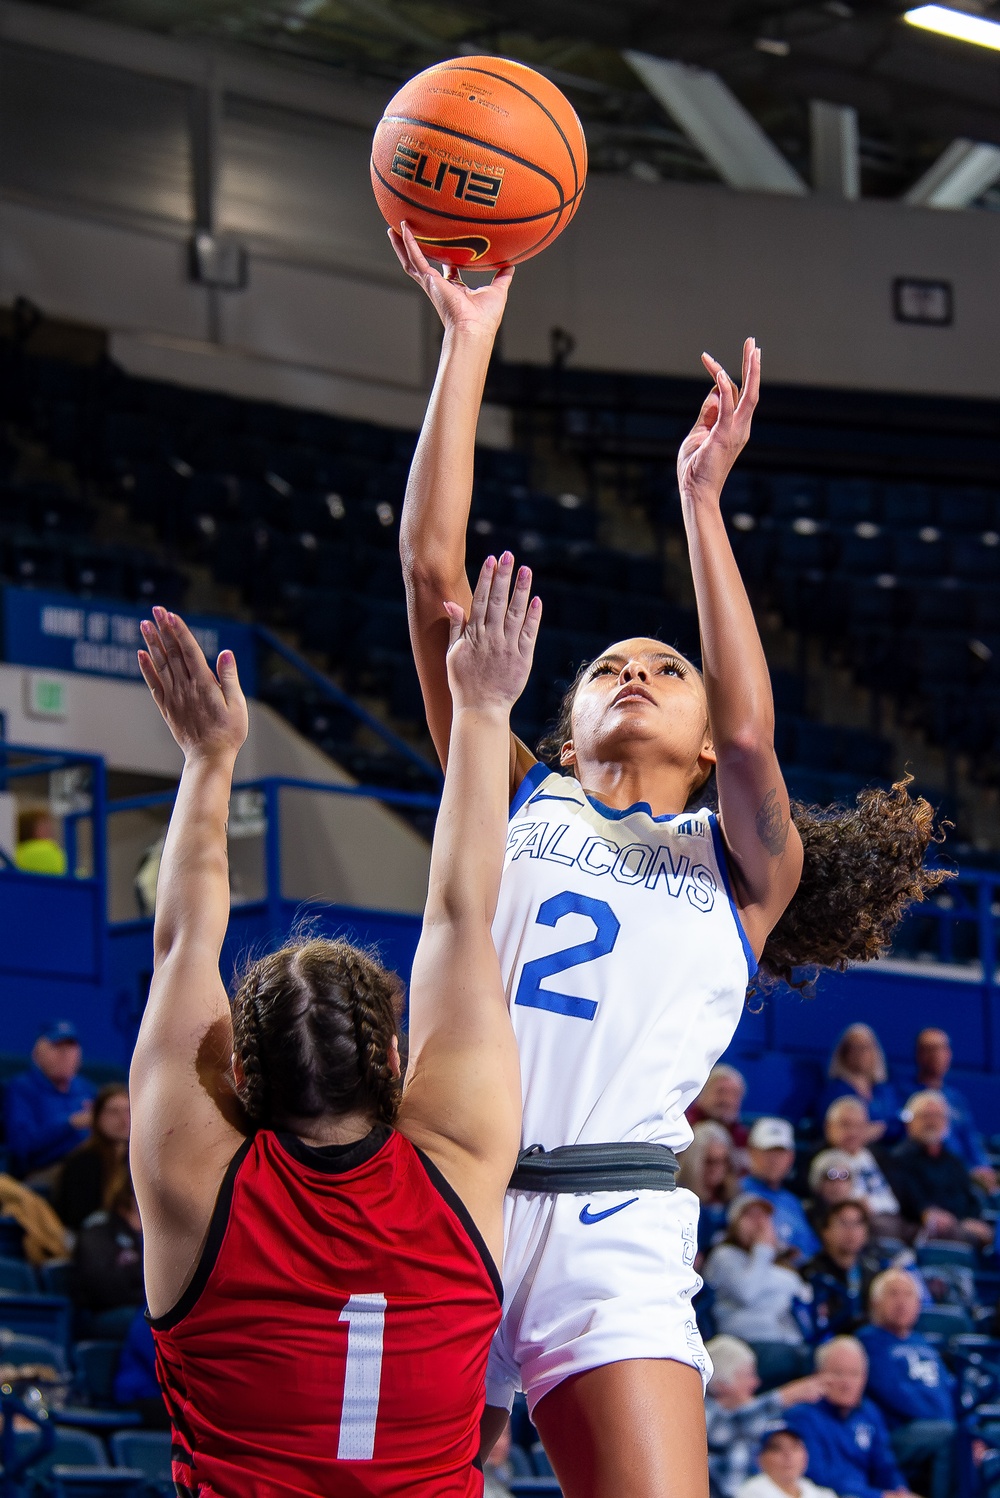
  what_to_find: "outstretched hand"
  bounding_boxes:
[138,608,248,764]
[444,552,540,712]
[677,337,761,503]
[388,221,514,338]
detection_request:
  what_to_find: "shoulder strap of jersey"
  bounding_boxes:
[409,1144,503,1304]
[148,1135,255,1332]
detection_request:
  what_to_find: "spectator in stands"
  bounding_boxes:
[785,1337,917,1498]
[913,1029,997,1193]
[704,1193,814,1389]
[823,1097,909,1241]
[114,1307,169,1429]
[737,1427,838,1498]
[705,1335,825,1498]
[858,1269,957,1498]
[819,1025,903,1144]
[53,1083,130,1231]
[801,1199,880,1340]
[742,1117,820,1262]
[688,1063,751,1156]
[72,1169,144,1339]
[890,1091,993,1248]
[4,1021,94,1183]
[678,1120,740,1261]
[14,807,67,876]
[805,1150,859,1233]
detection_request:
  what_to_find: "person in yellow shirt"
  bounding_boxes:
[15,808,67,876]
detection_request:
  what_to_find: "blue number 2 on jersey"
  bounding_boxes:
[514,891,620,1021]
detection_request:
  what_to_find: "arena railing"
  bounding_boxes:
[0,741,997,985]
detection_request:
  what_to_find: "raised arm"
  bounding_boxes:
[398,553,539,1257]
[392,225,534,790]
[677,341,803,955]
[130,609,248,1313]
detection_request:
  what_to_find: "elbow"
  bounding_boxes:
[716,725,774,766]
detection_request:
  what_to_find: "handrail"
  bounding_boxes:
[107,777,441,816]
[254,625,443,787]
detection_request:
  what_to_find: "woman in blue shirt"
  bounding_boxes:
[819,1024,903,1144]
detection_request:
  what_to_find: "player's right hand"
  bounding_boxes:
[444,553,540,713]
[139,608,248,766]
[388,221,514,338]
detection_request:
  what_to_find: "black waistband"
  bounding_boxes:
[509,1141,680,1194]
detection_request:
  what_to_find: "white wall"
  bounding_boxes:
[501,175,1000,398]
[3,0,1000,414]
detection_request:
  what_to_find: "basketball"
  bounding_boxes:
[371,57,587,270]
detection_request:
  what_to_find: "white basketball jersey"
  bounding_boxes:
[492,765,756,1155]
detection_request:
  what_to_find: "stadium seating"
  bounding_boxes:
[0,338,901,814]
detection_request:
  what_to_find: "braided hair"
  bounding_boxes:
[537,655,950,987]
[230,938,402,1129]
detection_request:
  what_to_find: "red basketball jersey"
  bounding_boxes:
[151,1126,502,1497]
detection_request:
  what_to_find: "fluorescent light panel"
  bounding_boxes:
[904,5,1000,51]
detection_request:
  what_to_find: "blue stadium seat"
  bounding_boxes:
[0,1294,73,1353]
[74,1341,123,1407]
[531,1442,555,1477]
[109,1430,172,1488]
[826,478,877,523]
[37,1260,72,1298]
[883,483,936,527]
[918,1241,977,1268]
[49,1469,146,1498]
[0,1256,37,1293]
[0,1327,69,1376]
[508,1445,534,1479]
[9,1426,108,1486]
[510,1481,562,1497]
[917,1304,973,1338]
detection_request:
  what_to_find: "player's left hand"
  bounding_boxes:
[444,552,540,713]
[677,337,760,504]
[139,608,248,765]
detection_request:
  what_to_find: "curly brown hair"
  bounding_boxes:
[537,660,951,987]
[231,938,402,1129]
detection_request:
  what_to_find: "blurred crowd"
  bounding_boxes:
[1,1019,162,1423]
[2,1013,998,1491]
[680,1025,1000,1498]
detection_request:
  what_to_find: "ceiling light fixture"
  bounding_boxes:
[903,5,1000,52]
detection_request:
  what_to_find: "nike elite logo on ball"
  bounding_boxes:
[579,1199,639,1225]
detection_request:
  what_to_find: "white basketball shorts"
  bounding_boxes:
[485,1182,711,1417]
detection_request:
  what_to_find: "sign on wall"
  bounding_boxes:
[1,587,258,697]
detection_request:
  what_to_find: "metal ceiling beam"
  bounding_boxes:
[810,99,859,199]
[623,49,808,195]
[903,137,1000,208]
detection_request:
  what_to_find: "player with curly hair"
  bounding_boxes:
[392,222,948,1498]
[129,556,540,1497]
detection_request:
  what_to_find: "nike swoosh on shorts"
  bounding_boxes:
[579,1198,639,1225]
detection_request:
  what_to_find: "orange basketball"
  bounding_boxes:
[371,57,587,270]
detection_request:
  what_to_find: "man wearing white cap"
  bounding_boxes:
[741,1117,819,1262]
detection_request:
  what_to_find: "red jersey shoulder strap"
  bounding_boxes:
[149,1134,255,1333]
[409,1144,503,1304]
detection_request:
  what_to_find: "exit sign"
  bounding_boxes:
[24,673,68,720]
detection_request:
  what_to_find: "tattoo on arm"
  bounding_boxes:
[756,788,789,857]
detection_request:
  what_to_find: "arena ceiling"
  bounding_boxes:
[20,0,1000,202]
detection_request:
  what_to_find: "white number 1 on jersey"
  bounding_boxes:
[337,1292,387,1461]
